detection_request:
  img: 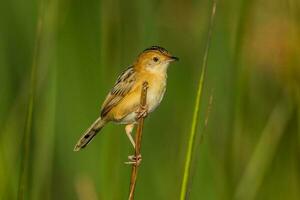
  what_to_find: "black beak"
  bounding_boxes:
[169,56,179,62]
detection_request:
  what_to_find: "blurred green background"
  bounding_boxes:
[0,0,299,199]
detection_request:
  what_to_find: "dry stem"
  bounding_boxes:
[128,81,148,200]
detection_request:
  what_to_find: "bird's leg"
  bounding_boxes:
[125,123,135,149]
[135,104,148,120]
[124,123,142,165]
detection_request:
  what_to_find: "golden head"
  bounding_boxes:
[135,46,178,73]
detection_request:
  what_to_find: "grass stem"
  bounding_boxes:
[234,100,291,200]
[180,1,217,199]
[17,2,45,200]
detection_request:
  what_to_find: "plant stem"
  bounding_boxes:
[234,100,291,200]
[17,2,44,200]
[180,1,217,199]
[128,81,148,200]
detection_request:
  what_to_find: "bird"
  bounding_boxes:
[74,46,178,162]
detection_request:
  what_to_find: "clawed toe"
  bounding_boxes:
[135,105,148,119]
[125,154,142,166]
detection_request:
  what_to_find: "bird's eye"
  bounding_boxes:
[153,57,159,62]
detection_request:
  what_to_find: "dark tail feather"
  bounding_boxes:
[74,117,106,151]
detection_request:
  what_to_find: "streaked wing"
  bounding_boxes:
[100,66,136,117]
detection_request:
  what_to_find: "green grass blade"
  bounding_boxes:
[234,99,292,200]
[180,1,217,199]
[17,2,45,200]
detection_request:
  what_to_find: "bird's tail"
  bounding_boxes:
[74,117,106,151]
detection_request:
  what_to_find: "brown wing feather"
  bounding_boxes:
[101,66,136,117]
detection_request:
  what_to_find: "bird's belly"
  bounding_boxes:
[117,112,137,124]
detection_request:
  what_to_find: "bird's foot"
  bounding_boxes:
[125,154,142,166]
[135,105,148,119]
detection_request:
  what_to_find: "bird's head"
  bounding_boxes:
[135,46,178,73]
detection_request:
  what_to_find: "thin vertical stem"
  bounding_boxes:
[17,2,44,200]
[128,81,148,200]
[180,1,217,199]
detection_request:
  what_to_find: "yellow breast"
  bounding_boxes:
[144,73,167,113]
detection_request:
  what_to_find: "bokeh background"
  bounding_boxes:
[0,0,299,199]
